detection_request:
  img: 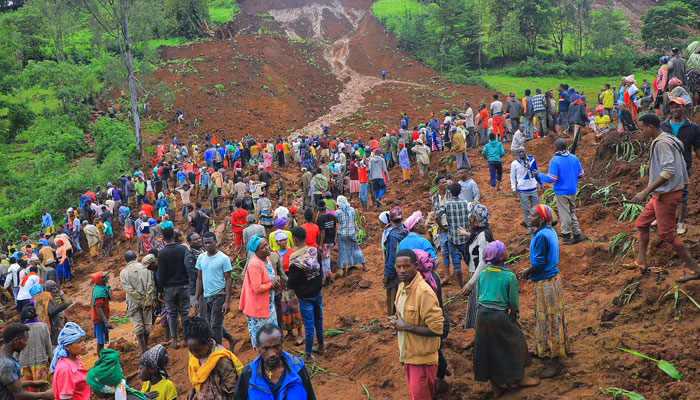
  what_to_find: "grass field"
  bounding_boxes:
[208,0,240,24]
[477,69,655,98]
[147,37,190,48]
[372,0,427,19]
[0,87,60,114]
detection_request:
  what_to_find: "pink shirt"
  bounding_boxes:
[53,357,90,400]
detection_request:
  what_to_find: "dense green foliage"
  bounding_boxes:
[373,0,699,79]
[0,0,239,237]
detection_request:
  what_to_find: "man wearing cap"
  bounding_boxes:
[660,97,700,235]
[120,251,156,353]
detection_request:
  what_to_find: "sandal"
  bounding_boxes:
[623,260,649,274]
[677,271,700,283]
[649,267,667,275]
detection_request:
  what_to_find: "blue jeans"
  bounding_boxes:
[440,232,450,269]
[299,294,324,354]
[447,241,467,272]
[72,233,82,251]
[371,179,386,201]
[431,130,441,151]
[359,183,368,205]
[456,152,471,170]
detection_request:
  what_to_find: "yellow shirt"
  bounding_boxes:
[251,145,260,156]
[141,379,178,400]
[601,90,614,109]
[594,115,611,128]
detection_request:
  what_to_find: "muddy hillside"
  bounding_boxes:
[32,0,700,399]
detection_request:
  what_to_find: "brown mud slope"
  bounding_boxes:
[45,0,700,399]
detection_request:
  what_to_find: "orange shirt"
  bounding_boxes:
[301,222,320,248]
[358,167,368,183]
[478,109,490,129]
[141,204,154,218]
[231,209,248,233]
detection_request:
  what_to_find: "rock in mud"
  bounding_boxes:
[358,279,371,289]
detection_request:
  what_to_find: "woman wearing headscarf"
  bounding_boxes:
[335,196,366,276]
[654,56,670,117]
[269,230,304,346]
[622,75,640,120]
[185,316,243,400]
[39,280,72,345]
[268,218,294,252]
[139,345,178,400]
[87,349,148,400]
[239,236,281,347]
[102,219,115,257]
[18,305,52,390]
[83,219,102,259]
[473,241,539,398]
[397,211,437,260]
[52,322,90,400]
[520,204,569,379]
[461,204,495,330]
[54,238,72,286]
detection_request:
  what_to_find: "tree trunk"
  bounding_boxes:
[120,0,142,154]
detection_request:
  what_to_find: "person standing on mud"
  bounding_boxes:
[389,249,444,400]
[511,147,543,235]
[156,227,190,349]
[195,232,233,347]
[120,251,156,354]
[369,149,390,208]
[383,207,407,316]
[520,205,569,379]
[434,183,472,289]
[633,114,700,283]
[538,139,585,245]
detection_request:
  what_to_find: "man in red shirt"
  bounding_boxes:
[368,136,379,151]
[230,199,248,256]
[300,208,320,248]
[358,159,369,212]
[140,200,154,219]
[90,271,113,354]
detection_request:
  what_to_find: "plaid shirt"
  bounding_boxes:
[532,94,546,113]
[336,207,357,236]
[435,197,471,245]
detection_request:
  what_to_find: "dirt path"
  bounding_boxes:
[265,1,424,136]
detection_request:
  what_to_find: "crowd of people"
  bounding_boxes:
[0,42,699,399]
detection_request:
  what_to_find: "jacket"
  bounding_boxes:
[383,225,407,280]
[510,156,541,192]
[239,256,274,318]
[156,243,189,291]
[18,322,52,368]
[452,129,466,153]
[530,225,560,282]
[506,98,523,119]
[539,152,584,195]
[567,99,588,125]
[395,273,444,365]
[481,140,505,162]
[234,352,316,400]
[660,118,700,169]
[368,155,389,181]
[120,261,156,308]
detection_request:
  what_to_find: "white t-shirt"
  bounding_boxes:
[17,273,40,301]
[274,206,290,220]
[490,100,504,116]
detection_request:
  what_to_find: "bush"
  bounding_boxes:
[18,115,87,160]
[447,73,496,91]
[93,117,137,163]
[502,56,570,77]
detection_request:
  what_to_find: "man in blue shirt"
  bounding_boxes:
[234,323,316,400]
[41,210,54,235]
[538,139,585,245]
[195,231,232,345]
[556,84,571,137]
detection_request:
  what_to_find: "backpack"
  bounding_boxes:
[214,151,223,163]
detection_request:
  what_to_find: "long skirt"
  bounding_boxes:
[22,363,50,392]
[464,282,479,329]
[247,313,278,348]
[56,259,71,280]
[102,235,115,254]
[473,306,531,386]
[124,226,135,240]
[280,289,303,331]
[139,233,152,253]
[337,234,365,269]
[533,274,570,358]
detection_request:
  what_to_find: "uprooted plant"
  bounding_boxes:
[618,203,644,222]
[656,284,700,320]
[600,387,645,400]
[609,233,636,263]
[618,348,683,381]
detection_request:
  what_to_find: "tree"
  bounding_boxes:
[425,0,482,72]
[164,0,212,38]
[69,0,148,153]
[515,0,552,55]
[26,0,78,62]
[589,8,630,54]
[570,0,591,57]
[641,2,696,52]
[550,0,573,54]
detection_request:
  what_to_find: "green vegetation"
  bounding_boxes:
[208,0,239,24]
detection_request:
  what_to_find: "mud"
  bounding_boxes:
[34,0,700,399]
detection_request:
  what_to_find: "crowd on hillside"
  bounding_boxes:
[0,43,699,399]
